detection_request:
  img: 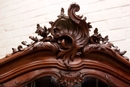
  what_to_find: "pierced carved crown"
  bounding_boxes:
[1,3,130,87]
[8,3,129,68]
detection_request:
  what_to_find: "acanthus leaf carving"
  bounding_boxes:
[6,3,129,67]
[49,3,93,68]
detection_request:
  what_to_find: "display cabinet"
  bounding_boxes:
[0,3,130,87]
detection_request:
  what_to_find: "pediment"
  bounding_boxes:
[0,3,130,87]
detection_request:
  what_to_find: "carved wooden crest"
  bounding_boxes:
[0,3,130,87]
[10,3,128,66]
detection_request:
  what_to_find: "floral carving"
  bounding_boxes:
[84,28,127,58]
[8,3,129,67]
[1,3,130,87]
[89,28,109,44]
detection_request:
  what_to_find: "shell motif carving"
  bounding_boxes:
[9,3,128,68]
[58,71,84,87]
[50,3,92,67]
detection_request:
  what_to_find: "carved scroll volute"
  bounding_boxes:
[68,3,92,42]
[9,3,128,70]
[50,3,92,68]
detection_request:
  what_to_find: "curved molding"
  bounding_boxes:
[0,3,130,87]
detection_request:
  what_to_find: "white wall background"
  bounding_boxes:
[0,0,130,59]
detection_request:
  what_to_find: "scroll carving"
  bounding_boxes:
[7,3,129,68]
[1,3,129,87]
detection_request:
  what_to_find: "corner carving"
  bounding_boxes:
[7,3,129,68]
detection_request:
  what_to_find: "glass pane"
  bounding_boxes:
[24,76,111,87]
[24,76,65,87]
[82,77,110,87]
